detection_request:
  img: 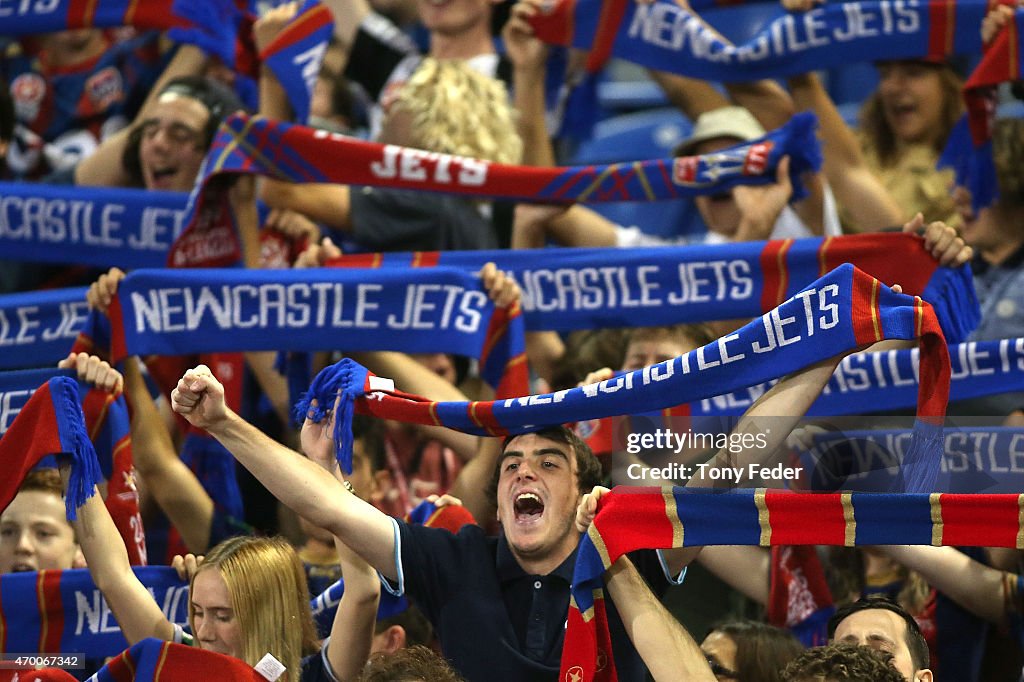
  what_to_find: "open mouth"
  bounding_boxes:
[10,563,35,572]
[514,492,545,522]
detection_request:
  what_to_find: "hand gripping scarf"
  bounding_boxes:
[0,377,102,521]
[528,0,992,77]
[327,232,981,343]
[938,7,1023,214]
[0,370,145,563]
[3,0,242,65]
[0,182,188,269]
[296,264,952,490]
[565,487,1024,682]
[175,110,820,243]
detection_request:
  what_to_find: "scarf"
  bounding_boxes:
[0,182,188,269]
[796,426,1024,494]
[297,264,952,489]
[257,0,334,126]
[327,232,980,342]
[179,111,819,230]
[528,0,991,77]
[566,487,1024,682]
[4,0,241,65]
[767,545,834,647]
[100,266,527,399]
[0,369,146,564]
[0,287,89,370]
[938,8,1023,214]
[0,568,187,662]
[88,638,270,682]
[693,337,1024,418]
[0,377,101,521]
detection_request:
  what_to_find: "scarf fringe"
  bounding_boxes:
[50,377,102,520]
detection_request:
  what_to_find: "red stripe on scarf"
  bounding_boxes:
[467,401,504,436]
[915,300,951,421]
[527,0,576,47]
[586,0,628,71]
[37,571,65,653]
[260,3,333,57]
[850,268,882,346]
[759,239,792,310]
[938,493,1024,547]
[67,0,96,27]
[927,0,956,57]
[411,251,441,268]
[764,490,847,545]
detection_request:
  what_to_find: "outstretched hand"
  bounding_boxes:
[170,365,229,430]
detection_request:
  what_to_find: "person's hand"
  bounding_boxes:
[300,397,339,470]
[86,267,126,313]
[781,0,824,11]
[253,1,299,53]
[294,236,343,268]
[267,208,321,244]
[172,553,206,581]
[480,262,522,308]
[575,485,611,534]
[733,155,793,242]
[901,212,973,267]
[58,352,124,394]
[982,3,1020,44]
[502,0,550,71]
[426,493,464,508]
[579,367,615,387]
[171,365,229,430]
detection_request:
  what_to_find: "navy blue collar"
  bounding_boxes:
[495,532,578,584]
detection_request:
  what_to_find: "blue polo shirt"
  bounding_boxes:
[383,519,680,682]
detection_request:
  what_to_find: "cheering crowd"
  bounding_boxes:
[1,0,1024,680]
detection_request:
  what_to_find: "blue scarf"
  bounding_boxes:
[299,264,953,491]
[796,426,1024,494]
[329,232,980,342]
[694,338,1024,418]
[100,267,527,400]
[0,182,188,269]
[258,0,334,125]
[0,287,89,370]
[529,0,991,77]
[0,568,187,661]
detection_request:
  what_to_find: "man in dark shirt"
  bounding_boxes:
[171,369,692,681]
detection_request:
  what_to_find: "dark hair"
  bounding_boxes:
[992,117,1024,208]
[626,323,715,353]
[710,620,804,682]
[782,642,905,682]
[827,596,930,671]
[121,75,246,186]
[358,645,464,682]
[860,60,963,165]
[374,604,433,649]
[486,425,604,508]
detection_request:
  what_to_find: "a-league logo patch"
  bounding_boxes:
[85,66,125,112]
[11,72,46,121]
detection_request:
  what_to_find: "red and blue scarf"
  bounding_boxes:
[298,264,952,489]
[327,232,980,343]
[529,0,992,76]
[566,487,1024,682]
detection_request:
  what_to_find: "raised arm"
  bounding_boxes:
[300,411,380,680]
[59,354,175,645]
[503,0,556,167]
[604,556,717,682]
[170,366,399,577]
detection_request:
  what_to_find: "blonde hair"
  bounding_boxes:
[388,58,523,164]
[190,536,319,678]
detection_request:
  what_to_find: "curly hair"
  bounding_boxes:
[387,58,522,165]
[782,643,905,682]
[358,645,464,682]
